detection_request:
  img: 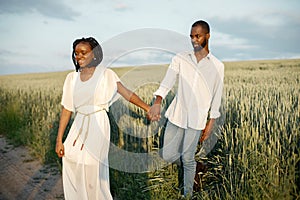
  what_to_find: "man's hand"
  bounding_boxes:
[200,128,211,142]
[200,118,215,142]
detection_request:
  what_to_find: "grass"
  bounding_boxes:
[0,59,299,199]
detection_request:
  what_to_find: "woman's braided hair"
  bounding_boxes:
[72,37,103,72]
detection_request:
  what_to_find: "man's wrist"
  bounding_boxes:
[154,96,162,105]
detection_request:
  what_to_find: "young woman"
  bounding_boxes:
[55,37,150,199]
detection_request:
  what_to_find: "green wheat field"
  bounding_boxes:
[0,59,299,199]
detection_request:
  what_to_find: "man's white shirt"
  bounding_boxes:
[154,51,224,130]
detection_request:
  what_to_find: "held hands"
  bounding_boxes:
[147,103,161,121]
[147,96,162,121]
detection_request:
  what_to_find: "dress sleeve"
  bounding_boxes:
[97,69,121,106]
[61,72,75,112]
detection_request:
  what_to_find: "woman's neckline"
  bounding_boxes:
[79,66,97,82]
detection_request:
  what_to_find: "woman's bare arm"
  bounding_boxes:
[55,107,72,157]
[117,82,150,113]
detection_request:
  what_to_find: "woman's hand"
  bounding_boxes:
[55,107,72,158]
[55,140,65,158]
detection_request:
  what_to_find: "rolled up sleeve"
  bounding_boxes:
[209,64,224,119]
[154,56,179,99]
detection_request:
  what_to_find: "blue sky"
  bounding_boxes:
[0,0,299,75]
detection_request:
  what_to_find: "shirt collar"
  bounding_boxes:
[188,51,211,60]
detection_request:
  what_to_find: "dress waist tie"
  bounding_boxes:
[73,108,106,150]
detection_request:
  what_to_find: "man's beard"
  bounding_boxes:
[193,39,207,52]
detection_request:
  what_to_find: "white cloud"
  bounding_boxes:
[114,3,130,11]
[0,0,299,75]
[0,0,80,20]
[212,32,257,50]
[107,49,174,67]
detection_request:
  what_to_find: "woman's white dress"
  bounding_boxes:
[61,66,120,200]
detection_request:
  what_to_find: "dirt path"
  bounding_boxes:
[0,135,64,200]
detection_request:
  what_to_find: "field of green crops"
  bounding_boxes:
[0,59,299,199]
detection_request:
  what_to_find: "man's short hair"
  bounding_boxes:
[192,20,210,33]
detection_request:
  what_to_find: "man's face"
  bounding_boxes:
[190,26,209,52]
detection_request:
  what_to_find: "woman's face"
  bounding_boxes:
[74,42,95,67]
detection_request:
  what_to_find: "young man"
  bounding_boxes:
[148,20,224,198]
